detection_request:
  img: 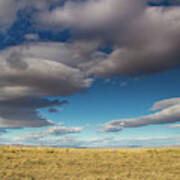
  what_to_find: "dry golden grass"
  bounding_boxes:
[0,146,180,180]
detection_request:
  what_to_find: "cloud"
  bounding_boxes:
[0,98,68,128]
[168,124,180,128]
[0,0,66,31]
[37,0,145,32]
[1,41,101,70]
[14,126,84,142]
[11,134,180,147]
[0,0,18,31]
[48,107,62,113]
[0,0,180,131]
[35,0,180,77]
[0,42,93,128]
[21,136,86,147]
[101,136,180,147]
[0,42,93,99]
[24,34,39,41]
[100,97,180,132]
[6,51,28,70]
[1,0,180,79]
[1,1,180,91]
[150,97,180,111]
[120,82,127,87]
[83,136,180,147]
[89,6,180,77]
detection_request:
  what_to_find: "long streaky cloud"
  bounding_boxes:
[14,126,84,142]
[100,98,180,133]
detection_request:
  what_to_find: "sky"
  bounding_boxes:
[0,0,180,147]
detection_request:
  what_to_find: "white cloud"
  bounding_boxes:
[24,34,39,41]
[37,0,145,32]
[85,136,180,147]
[11,135,180,147]
[151,97,180,111]
[120,82,127,87]
[14,126,84,141]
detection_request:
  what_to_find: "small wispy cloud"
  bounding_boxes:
[48,107,64,113]
[24,34,39,41]
[120,82,127,87]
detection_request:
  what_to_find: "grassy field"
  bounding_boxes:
[0,146,179,180]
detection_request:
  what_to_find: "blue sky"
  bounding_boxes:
[0,0,180,147]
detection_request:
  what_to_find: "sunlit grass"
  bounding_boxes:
[0,146,180,180]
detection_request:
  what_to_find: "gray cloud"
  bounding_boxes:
[88,7,180,77]
[0,42,93,128]
[0,98,68,128]
[0,42,79,128]
[6,51,28,70]
[0,0,65,27]
[0,0,180,130]
[0,0,18,31]
[1,0,180,79]
[150,97,180,111]
[48,107,61,113]
[0,43,93,99]
[37,0,145,35]
[100,97,180,133]
[36,0,180,77]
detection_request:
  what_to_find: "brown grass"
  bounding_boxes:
[0,146,180,180]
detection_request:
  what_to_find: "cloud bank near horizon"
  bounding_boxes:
[2,134,180,147]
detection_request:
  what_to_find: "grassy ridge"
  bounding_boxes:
[0,146,180,180]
